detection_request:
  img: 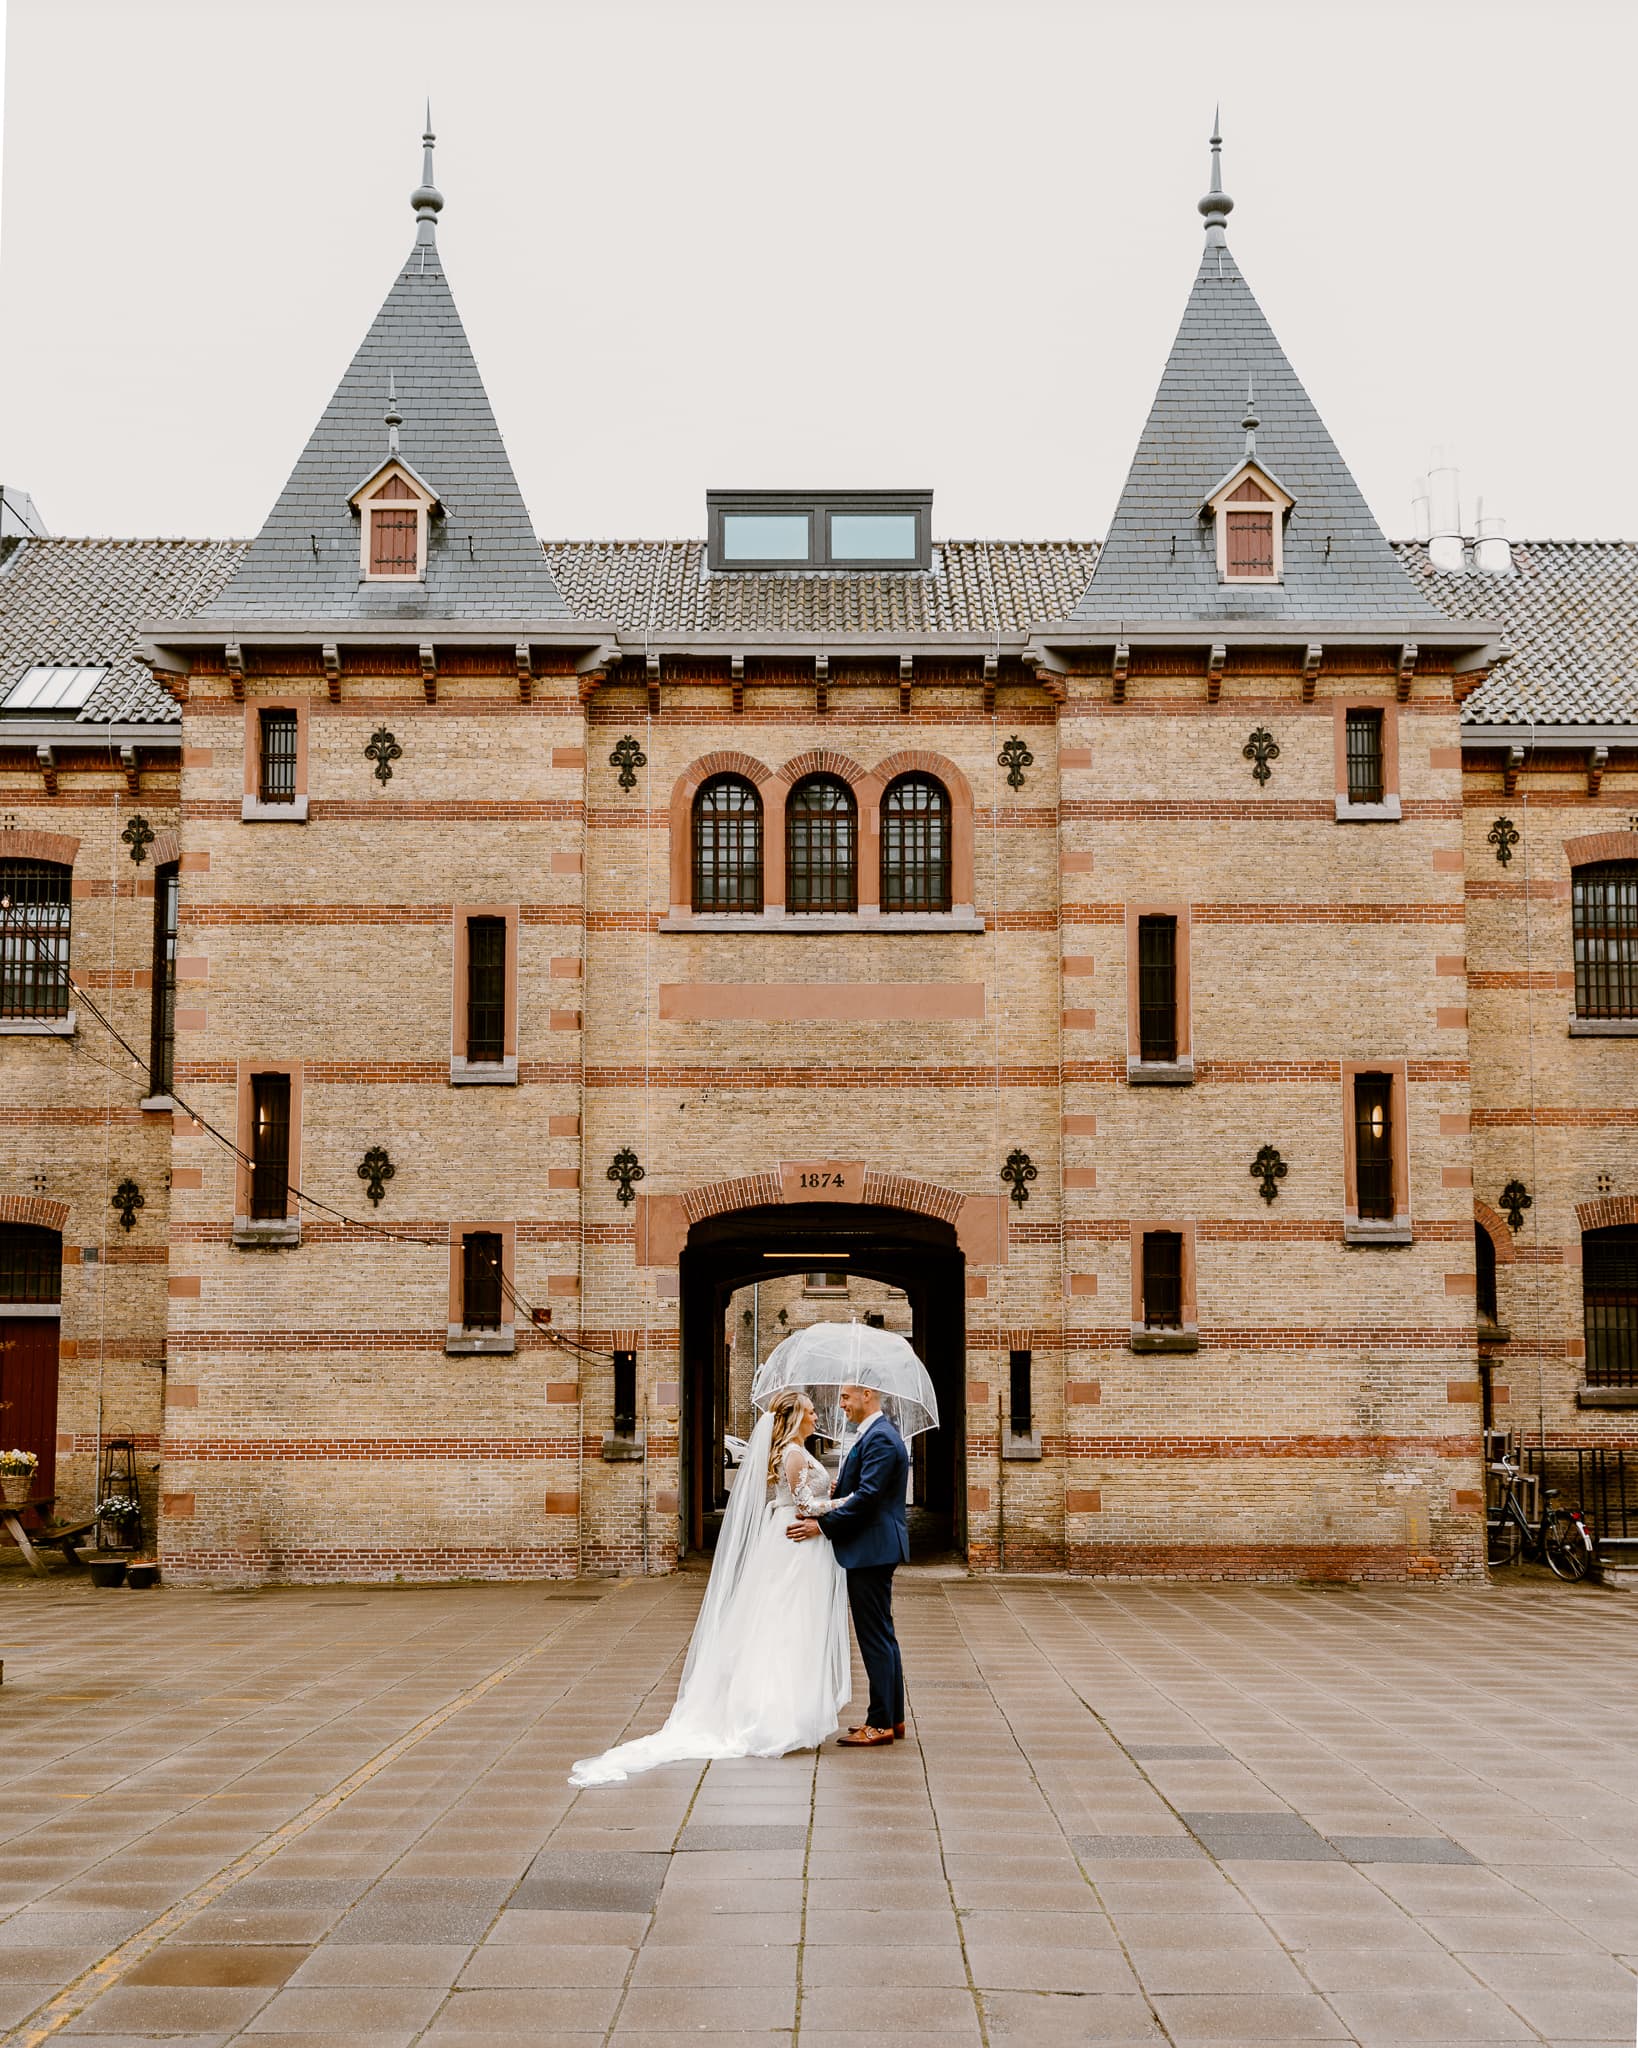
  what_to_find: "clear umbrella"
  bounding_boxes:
[752,1319,940,1441]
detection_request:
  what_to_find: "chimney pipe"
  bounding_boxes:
[1411,477,1431,545]
[1473,497,1513,576]
[1426,456,1464,573]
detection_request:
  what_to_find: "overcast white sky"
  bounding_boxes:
[2,0,1633,546]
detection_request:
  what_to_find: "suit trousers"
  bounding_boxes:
[846,1563,904,1730]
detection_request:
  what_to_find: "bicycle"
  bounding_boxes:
[1486,1458,1595,1581]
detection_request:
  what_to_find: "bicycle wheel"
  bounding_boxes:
[1543,1512,1592,1583]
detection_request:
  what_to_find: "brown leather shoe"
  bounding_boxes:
[846,1723,907,1740]
[837,1725,895,1747]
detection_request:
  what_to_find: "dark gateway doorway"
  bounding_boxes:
[679,1203,965,1562]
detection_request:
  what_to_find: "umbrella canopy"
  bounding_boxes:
[752,1320,940,1440]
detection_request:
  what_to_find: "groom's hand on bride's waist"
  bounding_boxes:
[786,1518,822,1542]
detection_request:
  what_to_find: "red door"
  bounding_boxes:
[0,1318,59,1506]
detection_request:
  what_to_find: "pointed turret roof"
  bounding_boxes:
[1073,123,1448,630]
[202,115,566,624]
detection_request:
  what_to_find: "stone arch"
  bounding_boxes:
[669,752,774,913]
[1564,829,1638,868]
[1577,1194,1638,1233]
[866,749,976,913]
[1474,1199,1517,1265]
[0,828,79,868]
[0,1194,70,1232]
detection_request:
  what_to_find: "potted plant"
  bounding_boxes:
[0,1449,38,1508]
[125,1559,160,1590]
[96,1493,141,1547]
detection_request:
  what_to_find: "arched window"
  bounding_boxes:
[787,776,856,913]
[1475,1220,1499,1327]
[691,776,763,913]
[881,774,951,912]
[1573,861,1638,1019]
[0,860,71,1019]
[1584,1224,1638,1387]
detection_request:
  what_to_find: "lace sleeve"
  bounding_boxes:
[784,1446,840,1516]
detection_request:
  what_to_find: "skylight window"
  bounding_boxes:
[4,664,108,712]
[707,491,932,572]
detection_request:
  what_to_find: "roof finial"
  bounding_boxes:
[411,102,443,244]
[1242,376,1258,460]
[1198,106,1233,244]
[385,372,402,458]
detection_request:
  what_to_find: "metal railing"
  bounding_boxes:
[1520,1446,1638,1544]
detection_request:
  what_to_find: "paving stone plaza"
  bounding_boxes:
[0,1573,1635,2045]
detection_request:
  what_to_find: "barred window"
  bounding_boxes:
[0,1223,62,1303]
[462,1231,504,1331]
[1572,861,1638,1020]
[787,775,856,913]
[1137,915,1178,1062]
[0,859,71,1019]
[692,775,762,912]
[881,774,951,912]
[1141,1231,1184,1329]
[466,916,506,1063]
[1345,709,1385,805]
[249,1073,291,1220]
[1584,1225,1638,1388]
[368,474,420,577]
[1353,1071,1395,1220]
[1475,1221,1499,1325]
[258,709,298,804]
[149,862,179,1095]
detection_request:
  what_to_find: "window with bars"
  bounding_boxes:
[1584,1225,1638,1388]
[1141,1231,1184,1329]
[466,916,507,1063]
[258,709,298,804]
[0,860,71,1020]
[691,775,763,912]
[0,1224,62,1303]
[248,1073,291,1220]
[1009,1349,1033,1438]
[1345,709,1386,805]
[1353,1071,1395,1220]
[149,862,179,1095]
[1475,1221,1499,1326]
[786,775,857,913]
[881,774,951,912]
[368,474,421,577]
[1137,915,1178,1062]
[462,1231,504,1331]
[1572,862,1638,1020]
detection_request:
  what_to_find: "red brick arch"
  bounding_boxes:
[0,828,79,868]
[150,830,181,869]
[680,1168,965,1229]
[0,1194,70,1233]
[1565,830,1638,868]
[772,749,869,789]
[1577,1195,1638,1232]
[864,749,976,913]
[1474,1199,1516,1264]
[668,752,776,912]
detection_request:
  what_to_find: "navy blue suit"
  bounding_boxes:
[819,1414,909,1730]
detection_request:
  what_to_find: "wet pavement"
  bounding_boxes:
[0,1568,1634,2045]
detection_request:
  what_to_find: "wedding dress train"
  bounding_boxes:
[569,1410,850,1786]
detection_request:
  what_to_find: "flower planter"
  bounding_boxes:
[0,1472,35,1508]
[88,1558,128,1589]
[125,1562,160,1589]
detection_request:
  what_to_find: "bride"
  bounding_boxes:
[569,1389,851,1786]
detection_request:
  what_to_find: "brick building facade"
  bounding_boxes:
[2,130,1632,1583]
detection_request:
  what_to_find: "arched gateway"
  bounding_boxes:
[678,1199,967,1560]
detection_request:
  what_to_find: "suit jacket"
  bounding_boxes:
[819,1413,910,1570]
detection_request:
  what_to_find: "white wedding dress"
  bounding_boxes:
[570,1411,851,1786]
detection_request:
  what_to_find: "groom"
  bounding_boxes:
[787,1382,908,1747]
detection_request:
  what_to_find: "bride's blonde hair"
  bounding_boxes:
[766,1387,811,1487]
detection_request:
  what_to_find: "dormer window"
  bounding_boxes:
[349,459,439,582]
[707,490,932,573]
[1202,461,1292,585]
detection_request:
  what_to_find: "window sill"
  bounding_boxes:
[0,1012,75,1036]
[139,1093,176,1114]
[1002,1431,1043,1461]
[1343,1218,1413,1245]
[1127,1055,1195,1087]
[2,1302,61,1319]
[601,1431,646,1462]
[450,1056,519,1086]
[232,1216,301,1248]
[241,796,309,823]
[1334,797,1402,823]
[1130,1326,1199,1354]
[446,1326,514,1356]
[658,909,985,934]
[1568,1017,1638,1037]
[1578,1384,1638,1409]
